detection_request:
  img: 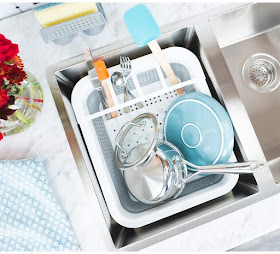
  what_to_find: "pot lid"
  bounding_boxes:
[114,113,159,170]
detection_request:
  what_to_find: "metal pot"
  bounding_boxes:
[121,141,187,204]
[114,113,264,204]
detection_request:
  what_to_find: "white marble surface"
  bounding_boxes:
[0,3,226,251]
[144,193,280,251]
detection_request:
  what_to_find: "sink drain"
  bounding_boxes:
[248,60,273,87]
[242,54,280,93]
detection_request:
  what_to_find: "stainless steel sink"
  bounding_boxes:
[46,3,280,250]
[211,3,280,183]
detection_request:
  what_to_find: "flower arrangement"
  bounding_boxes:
[0,34,28,140]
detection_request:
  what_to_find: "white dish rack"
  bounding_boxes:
[71,47,239,228]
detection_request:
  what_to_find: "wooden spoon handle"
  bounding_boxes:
[101,80,118,118]
[148,40,184,95]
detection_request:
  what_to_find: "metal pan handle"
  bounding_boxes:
[172,156,264,199]
[182,159,264,174]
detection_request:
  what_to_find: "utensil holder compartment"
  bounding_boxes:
[71,47,238,228]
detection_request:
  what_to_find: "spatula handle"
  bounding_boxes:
[148,40,184,95]
[101,80,118,118]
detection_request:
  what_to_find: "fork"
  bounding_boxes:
[120,56,144,113]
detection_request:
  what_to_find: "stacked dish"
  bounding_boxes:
[164,92,234,166]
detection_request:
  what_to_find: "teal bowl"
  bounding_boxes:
[164,92,234,166]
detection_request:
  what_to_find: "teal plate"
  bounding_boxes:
[164,92,234,166]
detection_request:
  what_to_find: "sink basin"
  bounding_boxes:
[46,3,280,250]
[211,3,280,183]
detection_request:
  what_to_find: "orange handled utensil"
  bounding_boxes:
[94,60,118,118]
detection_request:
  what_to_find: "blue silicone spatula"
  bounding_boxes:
[124,4,184,95]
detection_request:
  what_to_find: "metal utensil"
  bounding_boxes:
[111,71,136,99]
[120,56,132,113]
[111,71,144,109]
[85,48,111,120]
[172,156,263,199]
[94,60,118,118]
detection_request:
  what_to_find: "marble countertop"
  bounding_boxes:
[1,2,279,251]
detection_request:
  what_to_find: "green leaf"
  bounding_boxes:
[14,110,33,126]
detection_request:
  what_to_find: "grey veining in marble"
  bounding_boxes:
[232,227,280,251]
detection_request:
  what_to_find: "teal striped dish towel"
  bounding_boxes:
[0,157,79,251]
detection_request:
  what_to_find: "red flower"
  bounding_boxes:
[0,78,3,86]
[5,64,26,85]
[0,95,15,120]
[0,87,10,108]
[9,56,24,68]
[0,34,19,62]
[0,62,9,85]
[0,62,9,76]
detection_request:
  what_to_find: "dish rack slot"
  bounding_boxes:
[81,65,199,123]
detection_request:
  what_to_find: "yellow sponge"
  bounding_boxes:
[34,3,98,28]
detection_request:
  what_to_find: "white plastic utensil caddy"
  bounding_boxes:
[71,47,239,228]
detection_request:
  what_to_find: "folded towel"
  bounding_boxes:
[0,158,79,251]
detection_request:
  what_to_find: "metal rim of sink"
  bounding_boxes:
[242,53,280,93]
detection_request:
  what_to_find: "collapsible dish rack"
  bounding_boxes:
[71,47,239,228]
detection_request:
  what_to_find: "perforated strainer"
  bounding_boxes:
[242,53,280,93]
[248,60,274,87]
